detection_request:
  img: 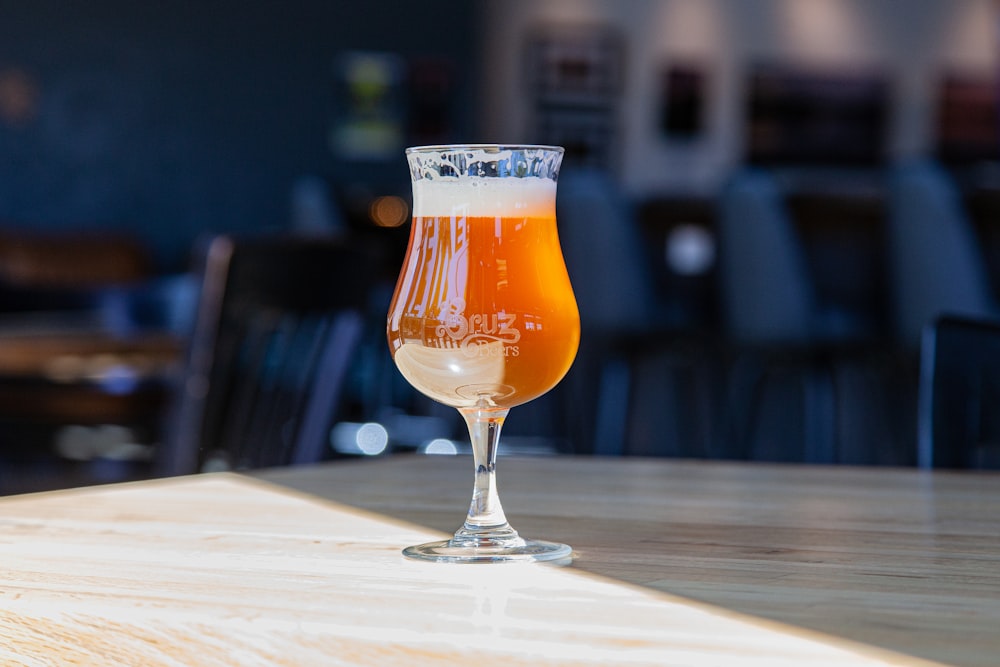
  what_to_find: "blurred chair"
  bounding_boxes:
[557,169,657,335]
[0,229,154,334]
[717,169,899,464]
[556,169,719,458]
[718,169,823,462]
[157,234,376,477]
[718,170,814,344]
[0,230,149,292]
[917,315,1000,469]
[888,161,997,347]
[0,230,180,493]
[964,182,1000,301]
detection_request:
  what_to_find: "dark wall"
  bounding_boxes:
[0,1,480,271]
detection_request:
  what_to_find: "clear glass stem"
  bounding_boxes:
[400,400,572,563]
[451,405,524,548]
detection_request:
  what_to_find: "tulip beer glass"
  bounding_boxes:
[387,145,579,563]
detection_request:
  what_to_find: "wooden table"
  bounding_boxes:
[258,455,1000,667]
[0,456,994,666]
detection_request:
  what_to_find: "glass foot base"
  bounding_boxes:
[402,538,573,564]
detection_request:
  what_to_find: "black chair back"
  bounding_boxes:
[918,315,1000,469]
[158,234,375,476]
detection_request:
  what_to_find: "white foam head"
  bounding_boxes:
[411,177,557,218]
[406,145,562,218]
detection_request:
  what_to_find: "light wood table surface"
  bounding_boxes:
[257,455,1000,667]
[0,456,994,666]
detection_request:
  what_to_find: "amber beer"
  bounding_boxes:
[387,177,580,409]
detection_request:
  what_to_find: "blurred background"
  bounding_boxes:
[0,0,998,492]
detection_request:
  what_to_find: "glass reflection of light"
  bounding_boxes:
[356,422,389,455]
[421,438,459,455]
[330,422,389,456]
[666,223,715,276]
[97,363,141,395]
[44,354,145,394]
[368,195,409,227]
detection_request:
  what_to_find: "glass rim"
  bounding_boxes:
[405,144,565,156]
